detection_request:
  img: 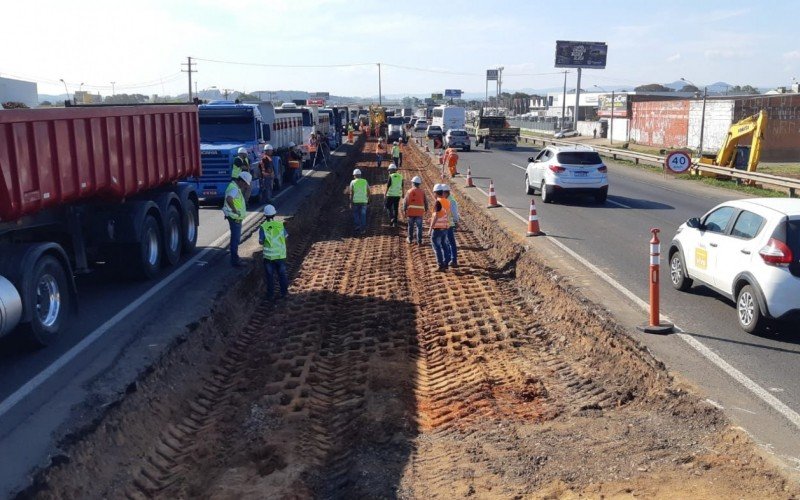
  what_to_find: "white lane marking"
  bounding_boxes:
[510,163,526,171]
[705,398,724,409]
[509,162,634,209]
[473,181,800,432]
[0,170,315,418]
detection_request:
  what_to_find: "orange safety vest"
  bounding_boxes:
[431,197,450,229]
[405,187,426,217]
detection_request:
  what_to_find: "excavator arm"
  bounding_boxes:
[714,110,767,171]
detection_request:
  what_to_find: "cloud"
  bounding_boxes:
[666,53,681,62]
[783,50,800,61]
[704,8,750,22]
[704,49,755,60]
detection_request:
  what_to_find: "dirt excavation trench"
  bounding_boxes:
[31,137,798,499]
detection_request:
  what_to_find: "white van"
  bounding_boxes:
[431,105,466,134]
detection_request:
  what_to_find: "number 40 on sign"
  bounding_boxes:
[665,150,692,174]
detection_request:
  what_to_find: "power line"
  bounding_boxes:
[503,71,567,77]
[381,63,481,76]
[193,57,374,69]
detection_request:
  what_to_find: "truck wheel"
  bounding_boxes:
[182,198,199,255]
[135,215,162,279]
[24,255,71,346]
[163,205,182,266]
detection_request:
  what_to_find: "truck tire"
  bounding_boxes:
[134,214,162,279]
[163,205,182,266]
[23,255,71,346]
[182,198,199,255]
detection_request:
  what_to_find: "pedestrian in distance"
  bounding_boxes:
[260,144,275,203]
[376,137,386,168]
[442,185,459,267]
[223,171,252,268]
[349,168,369,234]
[428,183,452,272]
[385,164,403,227]
[288,142,302,185]
[259,205,289,302]
[403,175,428,245]
[392,140,402,168]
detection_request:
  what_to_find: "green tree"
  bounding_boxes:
[679,84,699,93]
[237,92,259,101]
[634,83,674,92]
[2,101,29,109]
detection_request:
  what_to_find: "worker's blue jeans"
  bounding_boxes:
[263,258,288,299]
[262,177,273,202]
[291,168,301,185]
[228,218,242,265]
[353,203,367,232]
[376,154,383,168]
[407,216,423,244]
[446,226,458,265]
[431,229,451,267]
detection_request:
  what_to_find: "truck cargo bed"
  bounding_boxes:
[1,105,200,222]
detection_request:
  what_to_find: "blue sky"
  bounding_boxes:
[1,0,798,97]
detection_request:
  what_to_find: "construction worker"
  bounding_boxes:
[385,164,403,227]
[347,122,355,144]
[403,175,427,244]
[375,137,386,168]
[391,141,402,168]
[442,185,459,267]
[258,204,289,301]
[260,144,275,203]
[428,184,452,271]
[444,147,459,177]
[288,142,302,185]
[232,147,252,200]
[349,168,369,234]
[223,171,252,268]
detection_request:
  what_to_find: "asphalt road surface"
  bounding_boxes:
[420,132,800,469]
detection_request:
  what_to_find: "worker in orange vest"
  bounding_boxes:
[403,175,428,244]
[375,137,387,168]
[444,147,459,177]
[428,183,452,271]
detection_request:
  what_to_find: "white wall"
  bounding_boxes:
[610,118,629,142]
[0,77,38,108]
[688,100,734,153]
[576,121,602,137]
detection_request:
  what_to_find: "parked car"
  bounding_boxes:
[414,119,428,132]
[524,145,608,203]
[426,125,443,139]
[669,198,800,333]
[554,129,579,139]
[444,129,471,151]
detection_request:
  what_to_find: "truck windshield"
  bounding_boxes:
[199,115,254,143]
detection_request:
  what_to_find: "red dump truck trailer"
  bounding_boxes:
[0,104,201,345]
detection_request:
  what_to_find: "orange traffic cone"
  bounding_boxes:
[465,167,475,187]
[526,198,543,236]
[487,180,500,208]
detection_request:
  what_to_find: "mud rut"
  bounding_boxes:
[32,138,798,499]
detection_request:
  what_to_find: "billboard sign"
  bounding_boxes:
[444,89,463,98]
[306,98,325,106]
[431,93,443,100]
[597,93,628,118]
[309,92,330,99]
[486,69,498,81]
[555,41,608,69]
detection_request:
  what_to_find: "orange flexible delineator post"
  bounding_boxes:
[526,198,544,236]
[487,180,500,208]
[638,228,674,334]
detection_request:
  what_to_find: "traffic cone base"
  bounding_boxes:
[487,180,500,208]
[526,198,543,236]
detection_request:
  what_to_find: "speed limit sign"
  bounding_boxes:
[665,150,692,174]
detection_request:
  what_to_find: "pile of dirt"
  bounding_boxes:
[27,137,798,499]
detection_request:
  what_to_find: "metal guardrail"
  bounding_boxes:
[518,129,800,197]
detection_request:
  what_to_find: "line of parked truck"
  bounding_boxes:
[0,99,352,345]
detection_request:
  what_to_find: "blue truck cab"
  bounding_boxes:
[191,101,272,204]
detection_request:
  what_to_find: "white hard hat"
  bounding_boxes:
[263,204,277,216]
[237,147,247,155]
[289,142,296,147]
[433,183,443,192]
[264,144,273,151]
[388,164,397,171]
[412,176,422,184]
[353,168,362,176]
[441,184,450,191]
[238,171,252,185]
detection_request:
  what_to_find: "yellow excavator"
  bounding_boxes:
[697,110,767,175]
[369,105,387,137]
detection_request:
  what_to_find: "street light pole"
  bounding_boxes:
[377,63,382,106]
[682,77,707,156]
[111,81,116,97]
[59,79,71,105]
[560,70,568,130]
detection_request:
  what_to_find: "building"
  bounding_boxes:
[0,76,38,108]
[73,91,103,104]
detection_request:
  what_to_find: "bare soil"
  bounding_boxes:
[28,136,798,499]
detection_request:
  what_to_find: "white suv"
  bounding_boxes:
[525,145,608,203]
[669,198,800,333]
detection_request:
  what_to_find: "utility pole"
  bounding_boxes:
[111,81,116,97]
[560,70,568,129]
[574,67,582,130]
[182,56,196,102]
[377,63,382,105]
[699,86,707,155]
